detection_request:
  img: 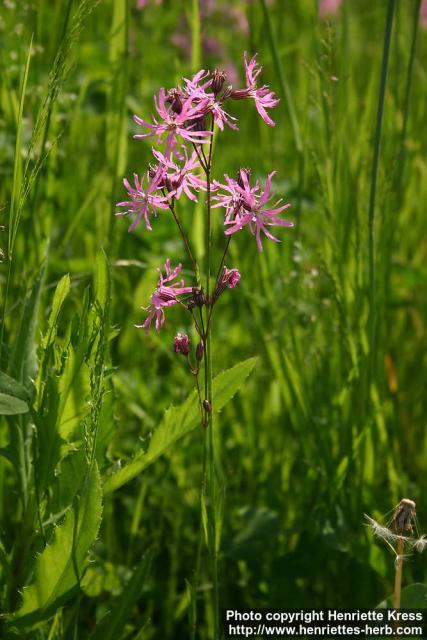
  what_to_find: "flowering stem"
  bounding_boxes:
[393,537,404,609]
[191,426,207,640]
[203,116,220,639]
[164,194,200,283]
[192,142,208,173]
[206,235,232,333]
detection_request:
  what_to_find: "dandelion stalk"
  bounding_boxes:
[393,537,404,609]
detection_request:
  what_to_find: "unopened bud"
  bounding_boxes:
[203,399,211,413]
[174,333,190,356]
[212,69,226,96]
[192,287,205,307]
[166,88,184,114]
[196,340,204,362]
[229,87,251,100]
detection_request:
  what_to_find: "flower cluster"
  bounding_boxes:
[213,169,293,252]
[117,52,293,337]
[136,260,192,334]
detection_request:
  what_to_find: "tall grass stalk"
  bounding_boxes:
[397,0,421,189]
[367,0,395,390]
[0,38,32,362]
[259,0,305,233]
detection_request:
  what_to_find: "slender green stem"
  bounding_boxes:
[367,0,395,394]
[206,235,232,334]
[191,430,207,640]
[205,117,219,640]
[165,194,200,281]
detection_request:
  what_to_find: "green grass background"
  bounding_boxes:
[1,0,427,637]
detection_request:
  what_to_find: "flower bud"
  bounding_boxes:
[229,87,251,100]
[174,333,190,356]
[166,88,184,114]
[192,287,205,307]
[212,69,226,96]
[203,399,212,413]
[196,340,204,362]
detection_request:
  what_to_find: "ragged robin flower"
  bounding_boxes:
[230,52,280,126]
[136,259,193,334]
[116,170,170,232]
[213,169,293,251]
[133,87,212,156]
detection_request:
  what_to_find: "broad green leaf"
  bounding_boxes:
[0,393,29,416]
[91,552,152,640]
[103,357,257,494]
[9,462,103,626]
[0,371,30,401]
[377,583,427,608]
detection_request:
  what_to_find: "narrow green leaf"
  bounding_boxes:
[95,249,111,310]
[41,274,70,351]
[103,357,257,494]
[92,552,152,640]
[9,463,103,626]
[0,371,30,401]
[0,393,29,416]
[8,36,33,257]
[7,264,46,506]
[9,263,46,391]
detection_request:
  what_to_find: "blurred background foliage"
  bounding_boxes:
[0,0,427,637]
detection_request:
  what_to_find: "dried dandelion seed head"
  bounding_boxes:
[365,498,426,556]
[391,498,416,535]
[364,515,404,547]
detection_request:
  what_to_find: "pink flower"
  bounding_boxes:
[152,147,206,201]
[174,332,190,355]
[319,0,342,17]
[133,88,212,156]
[137,260,193,334]
[182,70,238,131]
[213,169,293,251]
[230,52,280,127]
[222,267,240,289]
[116,171,169,232]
